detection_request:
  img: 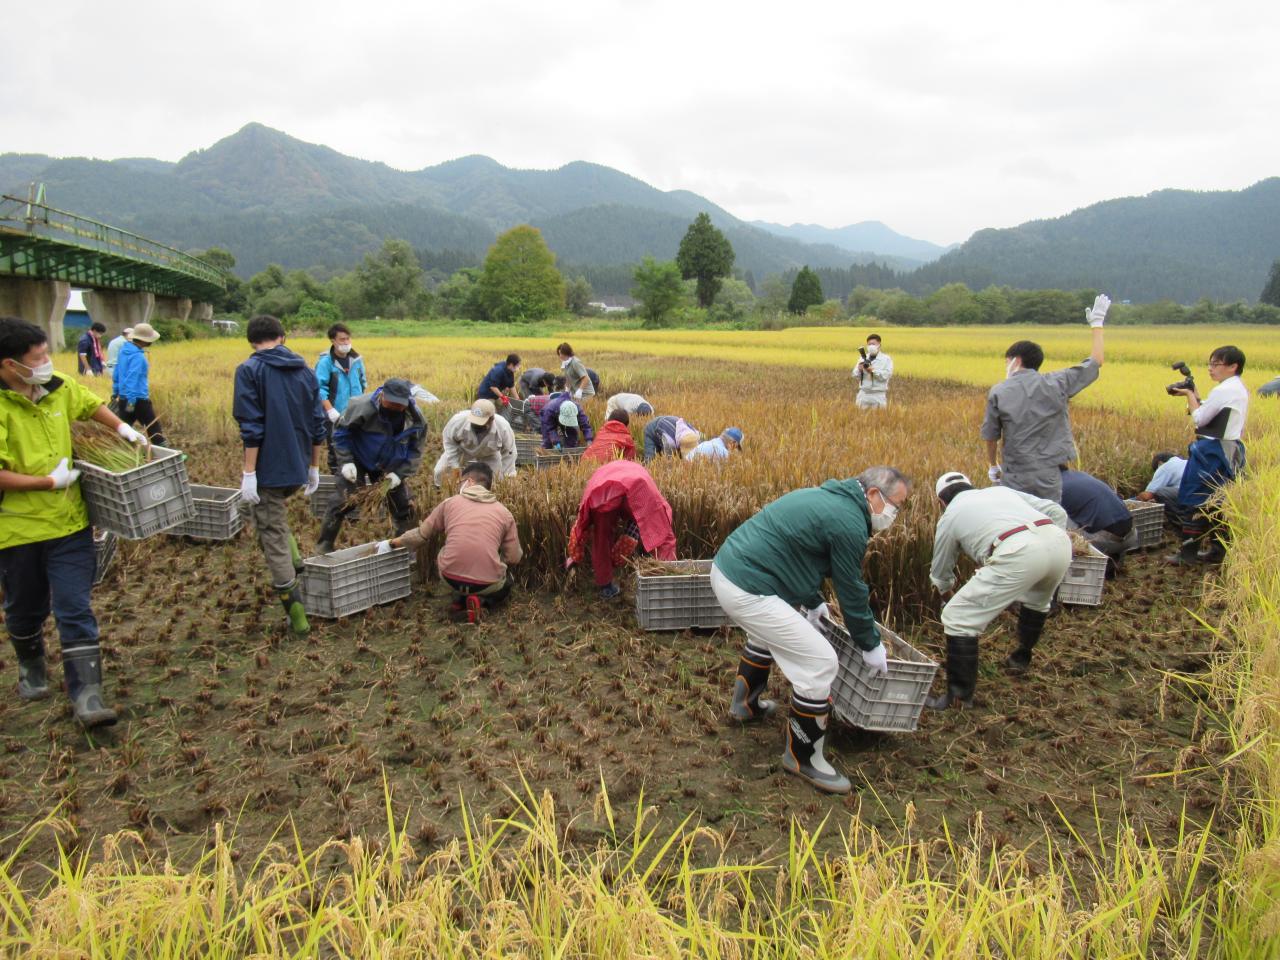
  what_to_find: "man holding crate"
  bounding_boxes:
[710,466,909,795]
[0,316,147,727]
[927,472,1071,711]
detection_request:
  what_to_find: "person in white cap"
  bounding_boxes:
[111,321,166,444]
[433,398,517,487]
[926,471,1072,710]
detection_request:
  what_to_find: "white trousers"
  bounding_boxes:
[710,563,837,701]
[941,525,1072,636]
[856,392,887,409]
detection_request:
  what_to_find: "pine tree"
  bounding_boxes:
[787,266,824,315]
[1261,259,1280,307]
[676,213,735,308]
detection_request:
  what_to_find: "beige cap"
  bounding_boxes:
[122,327,134,336]
[468,399,496,425]
[130,322,161,343]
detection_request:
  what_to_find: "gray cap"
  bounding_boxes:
[381,378,413,404]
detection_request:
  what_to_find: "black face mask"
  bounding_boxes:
[471,423,490,437]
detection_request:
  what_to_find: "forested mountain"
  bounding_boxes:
[751,220,953,263]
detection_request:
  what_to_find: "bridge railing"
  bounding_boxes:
[0,194,226,293]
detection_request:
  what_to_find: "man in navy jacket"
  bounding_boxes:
[233,315,326,637]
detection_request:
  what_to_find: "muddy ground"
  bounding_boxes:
[0,514,1221,875]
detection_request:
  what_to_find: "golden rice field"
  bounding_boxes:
[0,325,1276,957]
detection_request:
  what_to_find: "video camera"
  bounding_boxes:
[1166,362,1195,396]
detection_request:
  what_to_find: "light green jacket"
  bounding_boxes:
[0,375,104,549]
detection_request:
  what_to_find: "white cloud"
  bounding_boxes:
[3,0,1277,243]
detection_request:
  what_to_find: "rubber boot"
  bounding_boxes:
[1005,608,1047,673]
[278,579,311,637]
[289,533,306,572]
[599,582,621,600]
[10,631,50,701]
[466,595,483,624]
[925,635,979,710]
[780,695,851,794]
[729,643,777,721]
[1166,535,1202,566]
[62,644,117,728]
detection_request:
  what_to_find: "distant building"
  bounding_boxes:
[588,300,631,314]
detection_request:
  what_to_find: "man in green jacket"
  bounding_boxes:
[0,316,148,727]
[710,466,910,794]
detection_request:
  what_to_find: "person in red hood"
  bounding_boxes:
[567,460,676,598]
[581,409,637,465]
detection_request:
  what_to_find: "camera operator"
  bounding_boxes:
[853,334,893,409]
[1167,345,1248,565]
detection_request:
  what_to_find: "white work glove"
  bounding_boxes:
[385,471,402,490]
[326,407,341,424]
[861,643,889,678]
[47,457,81,490]
[240,471,260,505]
[115,422,147,445]
[573,388,583,399]
[804,602,830,626]
[374,540,393,555]
[304,466,321,497]
[340,463,358,483]
[1086,294,1111,328]
[988,464,1002,483]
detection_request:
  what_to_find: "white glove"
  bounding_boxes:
[988,464,1002,483]
[374,540,393,555]
[805,602,830,626]
[385,471,402,490]
[861,643,889,677]
[304,466,321,497]
[47,457,80,490]
[240,471,260,505]
[340,463,358,483]
[326,407,341,424]
[1087,294,1111,328]
[573,389,583,399]
[115,422,147,445]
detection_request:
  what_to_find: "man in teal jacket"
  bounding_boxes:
[711,466,910,794]
[315,323,368,472]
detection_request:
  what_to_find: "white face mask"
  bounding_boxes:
[870,502,897,533]
[10,358,54,385]
[335,343,352,356]
[1005,357,1022,379]
[866,344,879,357]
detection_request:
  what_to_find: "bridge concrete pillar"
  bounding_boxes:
[83,290,154,339]
[191,301,214,322]
[154,296,192,322]
[0,277,71,349]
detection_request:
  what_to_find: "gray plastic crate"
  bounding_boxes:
[75,445,195,540]
[170,484,244,540]
[300,542,412,619]
[817,617,938,733]
[534,446,586,470]
[506,397,536,431]
[634,559,731,631]
[1059,543,1108,606]
[514,433,543,466]
[93,529,117,586]
[1124,499,1165,550]
[309,474,369,519]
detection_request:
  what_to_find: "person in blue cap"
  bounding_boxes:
[688,427,743,461]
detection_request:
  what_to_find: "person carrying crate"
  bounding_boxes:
[433,399,517,487]
[709,466,908,795]
[383,461,522,624]
[316,378,426,555]
[0,316,148,728]
[233,315,327,639]
[926,472,1071,711]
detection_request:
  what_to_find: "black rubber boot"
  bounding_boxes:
[780,695,851,794]
[925,635,979,710]
[312,522,339,557]
[278,579,311,637]
[10,631,50,701]
[1005,608,1048,673]
[62,645,117,728]
[1166,535,1202,566]
[729,643,777,721]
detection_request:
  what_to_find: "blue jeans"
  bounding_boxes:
[0,525,99,648]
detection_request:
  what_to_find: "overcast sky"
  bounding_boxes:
[5,0,1277,244]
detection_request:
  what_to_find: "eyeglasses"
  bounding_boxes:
[1207,361,1226,368]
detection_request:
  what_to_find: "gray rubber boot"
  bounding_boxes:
[780,695,851,794]
[62,645,117,728]
[729,643,777,721]
[10,631,50,701]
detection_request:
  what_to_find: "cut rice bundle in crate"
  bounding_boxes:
[633,558,730,631]
[75,445,195,540]
[816,617,938,733]
[514,433,542,466]
[300,543,412,619]
[534,446,585,470]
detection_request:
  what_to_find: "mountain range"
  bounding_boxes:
[2,123,1275,302]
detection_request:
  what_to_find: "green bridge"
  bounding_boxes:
[0,191,227,346]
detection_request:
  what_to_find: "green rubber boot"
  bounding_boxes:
[288,534,305,574]
[278,579,310,637]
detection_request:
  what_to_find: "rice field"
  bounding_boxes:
[0,325,1276,957]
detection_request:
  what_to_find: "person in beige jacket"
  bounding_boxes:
[384,461,522,623]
